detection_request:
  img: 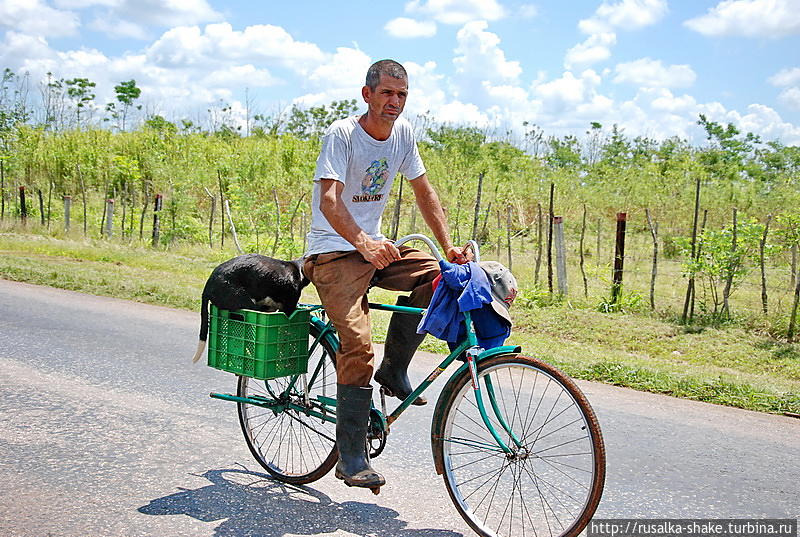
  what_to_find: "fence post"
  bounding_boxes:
[506,205,513,270]
[63,196,71,232]
[104,198,115,238]
[554,216,568,296]
[152,194,162,246]
[19,186,27,224]
[611,212,627,304]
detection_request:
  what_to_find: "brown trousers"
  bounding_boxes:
[303,247,439,386]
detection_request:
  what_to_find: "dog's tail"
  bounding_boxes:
[192,296,210,364]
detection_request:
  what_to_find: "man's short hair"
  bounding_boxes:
[365,60,407,90]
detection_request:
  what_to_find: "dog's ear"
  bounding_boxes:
[292,258,310,287]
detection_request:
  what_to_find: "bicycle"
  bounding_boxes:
[208,234,606,537]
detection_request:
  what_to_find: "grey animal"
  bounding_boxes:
[191,254,310,363]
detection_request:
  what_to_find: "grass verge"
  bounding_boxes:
[1,232,798,416]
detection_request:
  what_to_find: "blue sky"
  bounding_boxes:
[2,0,800,144]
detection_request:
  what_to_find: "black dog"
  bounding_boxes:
[191,254,310,363]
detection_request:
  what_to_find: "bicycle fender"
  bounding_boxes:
[430,345,521,475]
[310,316,340,353]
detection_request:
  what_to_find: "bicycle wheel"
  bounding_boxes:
[433,353,605,537]
[237,323,339,484]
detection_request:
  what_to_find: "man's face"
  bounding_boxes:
[363,74,408,122]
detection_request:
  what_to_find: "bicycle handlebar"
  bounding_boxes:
[394,234,481,263]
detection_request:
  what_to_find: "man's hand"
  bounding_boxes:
[446,246,472,264]
[359,238,401,269]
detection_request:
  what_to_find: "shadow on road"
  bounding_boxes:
[138,468,464,537]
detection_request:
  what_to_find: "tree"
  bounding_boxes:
[65,77,96,129]
[106,79,141,131]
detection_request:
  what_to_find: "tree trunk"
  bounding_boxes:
[579,204,588,298]
[690,210,708,320]
[554,216,567,296]
[0,157,5,220]
[226,199,244,254]
[790,244,797,292]
[721,207,738,317]
[204,187,215,248]
[682,178,701,323]
[759,215,772,315]
[47,180,53,230]
[645,208,658,310]
[77,163,87,236]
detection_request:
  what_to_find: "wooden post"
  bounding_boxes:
[472,172,485,241]
[682,178,701,322]
[534,202,543,286]
[203,187,215,248]
[759,215,772,315]
[789,274,800,343]
[0,157,5,220]
[302,212,307,254]
[579,204,588,298]
[271,188,280,256]
[690,209,708,321]
[554,216,568,296]
[63,196,71,232]
[391,176,404,241]
[19,186,27,224]
[506,205,513,270]
[104,198,115,238]
[152,194,162,246]
[791,244,798,291]
[37,189,45,226]
[611,212,627,304]
[645,208,659,311]
[217,171,225,248]
[547,183,554,294]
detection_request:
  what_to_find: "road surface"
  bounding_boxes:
[0,279,797,536]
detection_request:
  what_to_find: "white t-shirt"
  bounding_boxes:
[305,115,426,255]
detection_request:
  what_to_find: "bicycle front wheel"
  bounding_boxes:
[433,353,605,537]
[237,323,338,484]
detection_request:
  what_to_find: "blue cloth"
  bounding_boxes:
[418,261,510,349]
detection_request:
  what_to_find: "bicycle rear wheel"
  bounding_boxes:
[433,353,605,537]
[237,323,338,484]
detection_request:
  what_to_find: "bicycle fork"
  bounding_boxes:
[465,347,525,457]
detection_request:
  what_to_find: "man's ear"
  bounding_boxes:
[361,85,370,103]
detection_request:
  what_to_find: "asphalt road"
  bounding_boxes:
[1,279,798,537]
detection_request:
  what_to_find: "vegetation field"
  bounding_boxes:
[1,77,799,415]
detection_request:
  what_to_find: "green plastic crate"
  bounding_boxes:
[207,305,311,380]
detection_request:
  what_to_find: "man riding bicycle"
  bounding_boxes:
[303,59,468,490]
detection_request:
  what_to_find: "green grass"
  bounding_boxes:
[1,231,798,415]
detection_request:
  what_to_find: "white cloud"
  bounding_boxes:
[453,21,522,82]
[202,65,277,89]
[534,70,602,112]
[579,0,668,33]
[0,0,80,37]
[564,33,616,69]
[405,0,506,25]
[613,58,697,88]
[145,23,326,74]
[385,17,437,38]
[684,0,800,38]
[778,87,800,110]
[769,67,800,87]
[295,47,372,107]
[89,17,149,40]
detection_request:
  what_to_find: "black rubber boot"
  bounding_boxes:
[374,296,427,406]
[334,384,385,489]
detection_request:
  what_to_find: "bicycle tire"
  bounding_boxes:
[237,323,339,484]
[432,353,605,537]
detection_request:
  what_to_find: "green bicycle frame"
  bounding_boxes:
[211,301,524,455]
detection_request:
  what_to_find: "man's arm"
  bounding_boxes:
[318,178,401,269]
[409,174,467,263]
